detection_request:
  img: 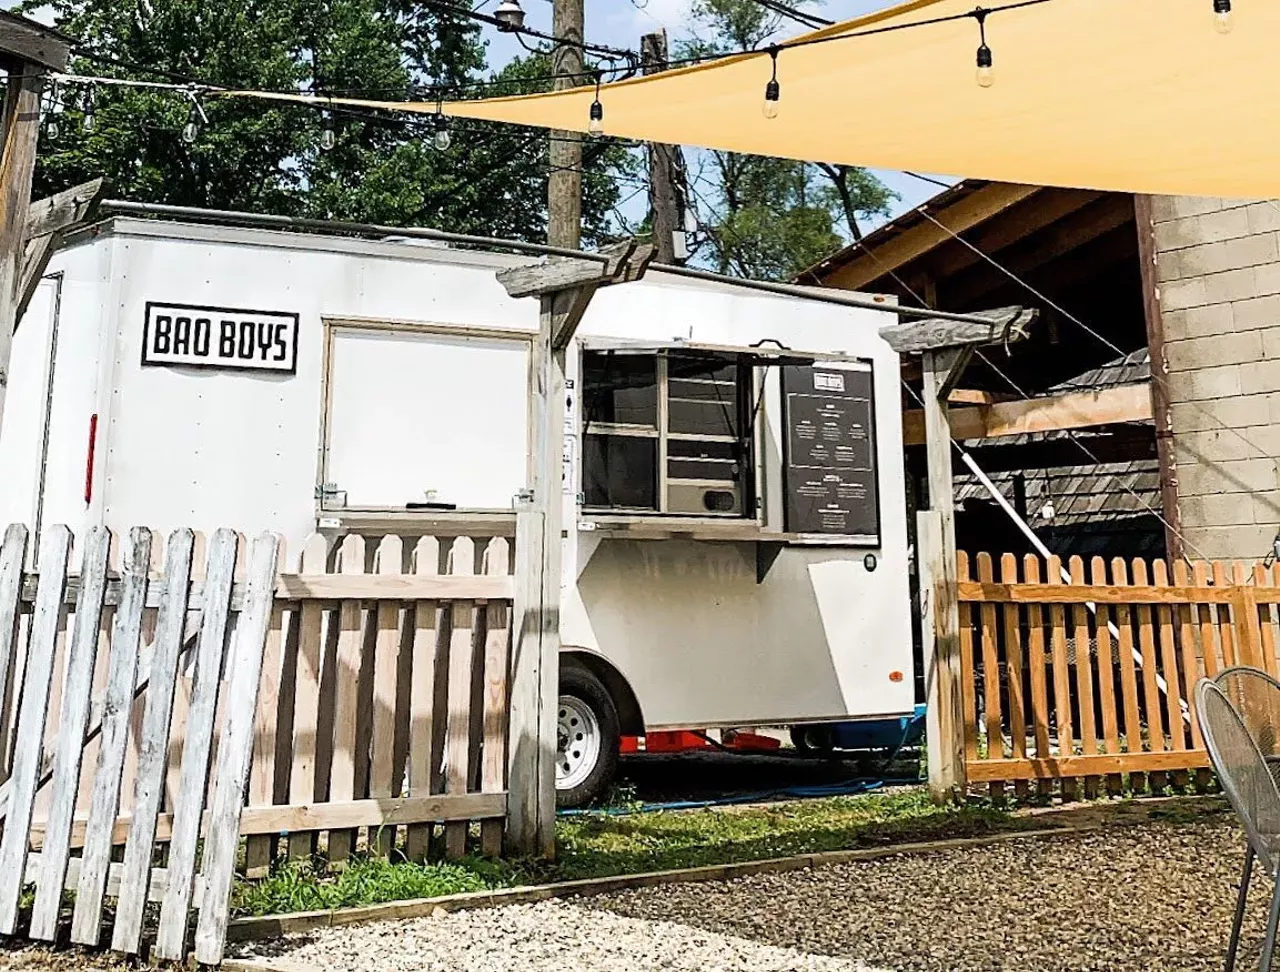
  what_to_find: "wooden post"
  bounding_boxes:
[921,349,966,800]
[0,67,43,440]
[641,31,682,265]
[498,245,655,857]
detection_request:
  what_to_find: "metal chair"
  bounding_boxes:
[1216,667,1280,771]
[1198,674,1280,971]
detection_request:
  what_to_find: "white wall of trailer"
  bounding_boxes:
[0,218,914,728]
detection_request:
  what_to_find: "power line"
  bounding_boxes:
[749,0,833,30]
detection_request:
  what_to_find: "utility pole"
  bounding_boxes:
[548,0,584,250]
[641,31,683,265]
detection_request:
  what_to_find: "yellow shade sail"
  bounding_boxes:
[434,0,1280,199]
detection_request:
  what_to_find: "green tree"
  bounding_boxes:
[682,0,896,278]
[25,0,635,245]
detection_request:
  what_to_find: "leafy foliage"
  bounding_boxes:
[25,0,635,245]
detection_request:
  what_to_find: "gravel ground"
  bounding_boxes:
[239,818,1259,972]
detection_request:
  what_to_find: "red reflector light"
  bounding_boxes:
[889,670,904,683]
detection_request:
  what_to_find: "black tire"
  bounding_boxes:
[790,723,837,757]
[556,665,621,809]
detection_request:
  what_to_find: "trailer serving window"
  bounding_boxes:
[581,349,753,517]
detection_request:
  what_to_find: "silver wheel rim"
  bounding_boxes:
[557,695,602,792]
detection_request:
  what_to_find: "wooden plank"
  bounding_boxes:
[1068,557,1098,799]
[327,535,365,864]
[275,573,512,601]
[823,182,1040,289]
[1132,559,1165,776]
[25,177,103,240]
[240,792,506,834]
[956,580,1238,605]
[1214,561,1238,668]
[902,383,1153,447]
[195,533,281,967]
[405,536,441,862]
[1175,560,1204,752]
[966,749,1211,782]
[245,536,288,876]
[71,528,151,947]
[999,554,1026,799]
[0,524,28,768]
[1023,556,1051,796]
[0,71,43,432]
[506,509,545,854]
[480,538,511,857]
[1090,557,1122,795]
[877,307,1034,354]
[111,528,195,955]
[0,13,72,70]
[1233,561,1262,669]
[1110,558,1145,791]
[30,525,111,941]
[444,537,476,859]
[1257,563,1279,676]
[287,535,328,861]
[369,536,403,857]
[1152,560,1186,755]
[1192,562,1219,678]
[30,853,182,908]
[153,530,239,962]
[1045,556,1072,757]
[0,525,70,935]
[957,552,979,767]
[975,554,1001,800]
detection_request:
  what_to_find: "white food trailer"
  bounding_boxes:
[0,211,915,805]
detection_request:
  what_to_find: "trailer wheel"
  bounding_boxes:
[556,666,620,809]
[790,724,836,757]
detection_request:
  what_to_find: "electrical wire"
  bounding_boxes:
[749,0,833,30]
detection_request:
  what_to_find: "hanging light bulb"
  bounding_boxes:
[320,110,336,152]
[82,88,96,134]
[45,116,59,141]
[494,0,525,32]
[182,93,208,145]
[762,45,780,119]
[588,71,604,137]
[433,113,452,151]
[1213,0,1233,33]
[43,80,60,141]
[972,8,994,87]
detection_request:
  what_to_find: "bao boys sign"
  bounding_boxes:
[142,302,299,374]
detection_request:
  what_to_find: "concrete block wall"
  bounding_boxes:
[1152,195,1280,561]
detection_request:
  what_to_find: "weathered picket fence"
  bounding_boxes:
[0,521,514,965]
[955,551,1280,797]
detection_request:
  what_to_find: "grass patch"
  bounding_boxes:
[231,787,1042,917]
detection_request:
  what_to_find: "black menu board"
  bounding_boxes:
[782,363,879,540]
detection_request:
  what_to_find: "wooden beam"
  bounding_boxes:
[966,750,1209,782]
[0,14,71,72]
[0,70,44,440]
[824,183,1041,290]
[879,306,1035,354]
[947,388,1017,405]
[274,573,513,600]
[1134,193,1182,562]
[902,382,1154,446]
[497,239,655,299]
[26,177,104,240]
[924,189,1105,281]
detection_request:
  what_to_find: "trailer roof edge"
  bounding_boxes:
[95,200,1007,325]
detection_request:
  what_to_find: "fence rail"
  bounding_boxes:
[957,551,1280,796]
[0,522,515,965]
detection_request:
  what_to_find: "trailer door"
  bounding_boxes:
[322,324,532,511]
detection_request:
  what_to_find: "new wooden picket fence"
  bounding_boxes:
[956,551,1280,796]
[0,521,515,965]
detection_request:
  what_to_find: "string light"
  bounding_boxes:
[432,112,452,150]
[494,0,525,32]
[762,45,780,119]
[973,7,994,87]
[182,92,208,144]
[320,109,336,151]
[82,88,96,133]
[588,71,604,137]
[43,81,61,141]
[1213,0,1233,33]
